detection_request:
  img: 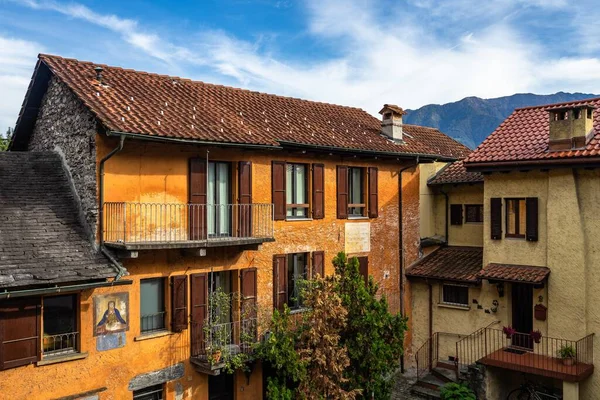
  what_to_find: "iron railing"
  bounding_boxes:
[415,332,464,380]
[191,319,258,364]
[103,202,274,245]
[42,331,78,356]
[456,327,594,380]
[140,312,167,334]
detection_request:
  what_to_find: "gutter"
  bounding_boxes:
[0,279,133,300]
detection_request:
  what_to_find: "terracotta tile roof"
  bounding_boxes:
[406,246,483,283]
[465,97,600,167]
[428,160,484,185]
[30,54,469,159]
[479,263,550,284]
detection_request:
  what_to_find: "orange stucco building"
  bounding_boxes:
[1,54,469,399]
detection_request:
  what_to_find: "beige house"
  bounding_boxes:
[408,98,600,400]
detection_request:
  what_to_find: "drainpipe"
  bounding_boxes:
[98,134,127,280]
[398,157,418,373]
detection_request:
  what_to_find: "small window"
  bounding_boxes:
[465,204,483,223]
[348,167,365,217]
[287,253,308,310]
[574,109,582,119]
[587,109,593,119]
[133,384,164,400]
[442,285,469,307]
[383,112,392,120]
[140,278,166,334]
[506,198,526,238]
[286,163,308,218]
[43,294,78,356]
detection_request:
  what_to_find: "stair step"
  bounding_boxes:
[432,366,457,383]
[415,374,446,391]
[436,361,457,371]
[411,385,442,399]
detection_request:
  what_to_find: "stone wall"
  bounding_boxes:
[28,76,99,243]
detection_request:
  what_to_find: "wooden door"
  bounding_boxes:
[511,283,533,349]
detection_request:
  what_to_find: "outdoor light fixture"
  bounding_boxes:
[496,283,504,297]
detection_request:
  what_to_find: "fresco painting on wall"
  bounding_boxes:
[94,292,129,351]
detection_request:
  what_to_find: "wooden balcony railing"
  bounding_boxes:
[103,202,274,250]
[456,327,594,382]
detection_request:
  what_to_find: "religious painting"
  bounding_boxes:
[93,292,129,336]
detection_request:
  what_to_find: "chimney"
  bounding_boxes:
[548,105,594,151]
[94,66,104,84]
[379,104,406,142]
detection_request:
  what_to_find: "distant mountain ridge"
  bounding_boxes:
[404,92,599,149]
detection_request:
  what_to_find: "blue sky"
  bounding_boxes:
[1,0,600,135]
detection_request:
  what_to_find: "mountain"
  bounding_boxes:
[404,92,599,149]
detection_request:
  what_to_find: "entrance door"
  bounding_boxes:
[209,373,234,400]
[511,283,533,349]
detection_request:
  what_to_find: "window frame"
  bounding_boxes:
[42,293,80,357]
[348,167,366,218]
[505,198,526,238]
[133,384,165,400]
[140,278,167,334]
[286,252,309,310]
[440,284,469,308]
[464,204,484,224]
[207,161,232,237]
[285,163,310,219]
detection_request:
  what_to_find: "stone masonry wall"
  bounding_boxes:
[28,76,99,242]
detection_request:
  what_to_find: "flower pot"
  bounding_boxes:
[505,334,513,339]
[533,338,541,344]
[562,357,575,366]
[211,350,222,363]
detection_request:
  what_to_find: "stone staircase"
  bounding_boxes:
[411,361,457,399]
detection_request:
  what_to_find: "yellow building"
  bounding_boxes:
[1,54,469,399]
[408,99,600,400]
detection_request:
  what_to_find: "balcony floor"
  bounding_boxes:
[479,347,594,382]
[105,237,275,251]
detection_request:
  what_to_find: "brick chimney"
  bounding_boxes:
[548,105,594,151]
[379,104,406,142]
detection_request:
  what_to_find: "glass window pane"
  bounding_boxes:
[507,200,516,235]
[287,253,307,309]
[43,295,76,335]
[141,278,165,332]
[217,163,230,234]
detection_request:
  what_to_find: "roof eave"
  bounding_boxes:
[465,156,600,172]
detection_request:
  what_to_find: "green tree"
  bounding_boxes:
[0,127,12,151]
[333,252,408,399]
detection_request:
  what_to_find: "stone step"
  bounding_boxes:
[436,361,457,371]
[432,366,457,383]
[414,374,446,391]
[410,385,442,399]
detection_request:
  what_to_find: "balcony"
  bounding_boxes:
[190,319,258,375]
[103,202,274,251]
[456,327,594,382]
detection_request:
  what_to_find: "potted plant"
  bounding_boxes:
[503,325,516,339]
[530,329,542,344]
[203,287,233,366]
[558,344,576,366]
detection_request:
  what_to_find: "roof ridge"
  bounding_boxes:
[514,96,600,111]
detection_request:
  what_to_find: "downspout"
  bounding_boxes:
[98,134,127,280]
[398,156,419,373]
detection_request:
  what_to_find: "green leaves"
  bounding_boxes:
[440,383,476,400]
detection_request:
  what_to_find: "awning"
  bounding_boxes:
[478,263,550,285]
[406,246,483,284]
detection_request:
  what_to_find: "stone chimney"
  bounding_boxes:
[379,104,406,142]
[548,105,594,151]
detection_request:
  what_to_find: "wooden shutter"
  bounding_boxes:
[312,164,325,219]
[357,256,369,286]
[273,255,288,311]
[490,198,502,240]
[450,204,463,225]
[238,161,253,237]
[312,251,325,278]
[336,166,349,219]
[241,268,258,318]
[272,161,286,220]
[526,197,538,242]
[368,167,378,218]
[0,297,41,370]
[189,158,207,240]
[190,273,207,354]
[171,275,188,332]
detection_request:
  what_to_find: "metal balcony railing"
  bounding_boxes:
[456,327,594,381]
[42,331,79,356]
[103,202,274,247]
[190,319,258,365]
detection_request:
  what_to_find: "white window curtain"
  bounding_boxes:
[208,162,230,236]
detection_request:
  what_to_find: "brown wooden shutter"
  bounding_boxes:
[450,204,463,225]
[190,273,207,354]
[0,297,41,370]
[357,256,369,286]
[491,197,502,240]
[238,161,253,237]
[241,268,258,318]
[312,251,325,278]
[171,275,188,332]
[273,254,288,311]
[526,197,538,242]
[368,167,378,218]
[189,158,207,240]
[312,164,325,219]
[336,166,348,219]
[272,161,286,220]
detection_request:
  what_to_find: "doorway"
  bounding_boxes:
[511,283,533,349]
[209,373,234,400]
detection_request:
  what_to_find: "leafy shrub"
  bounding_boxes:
[440,382,476,400]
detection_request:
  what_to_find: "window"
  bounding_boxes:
[140,278,166,333]
[348,167,365,217]
[207,161,231,237]
[441,285,469,307]
[133,384,164,400]
[208,271,232,324]
[506,198,526,238]
[286,163,308,218]
[465,204,483,223]
[287,253,308,310]
[43,294,78,356]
